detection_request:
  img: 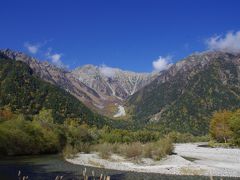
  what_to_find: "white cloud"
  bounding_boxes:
[24,42,40,54]
[51,53,61,63]
[152,56,173,71]
[46,49,66,68]
[99,65,116,77]
[206,31,240,53]
[49,53,64,67]
[23,40,68,69]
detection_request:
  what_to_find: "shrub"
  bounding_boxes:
[99,128,161,144]
[63,144,78,158]
[124,142,142,159]
[91,137,174,161]
[92,143,112,159]
[0,113,63,155]
[167,131,209,143]
[75,143,91,153]
[143,137,173,160]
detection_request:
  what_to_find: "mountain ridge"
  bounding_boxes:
[0,49,157,117]
[2,48,240,135]
[72,64,156,100]
[0,57,110,126]
[127,51,240,134]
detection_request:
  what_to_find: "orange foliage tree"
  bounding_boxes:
[210,110,233,143]
[0,107,13,120]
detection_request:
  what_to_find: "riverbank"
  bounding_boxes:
[1,153,239,180]
[66,143,240,177]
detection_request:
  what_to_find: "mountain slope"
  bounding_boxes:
[0,57,110,126]
[72,64,156,117]
[72,65,155,99]
[127,51,240,135]
[0,49,115,116]
[0,49,157,117]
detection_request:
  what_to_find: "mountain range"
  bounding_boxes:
[0,49,155,117]
[1,49,240,135]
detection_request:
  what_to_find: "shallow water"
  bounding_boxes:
[0,154,238,180]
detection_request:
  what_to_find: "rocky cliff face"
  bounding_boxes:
[72,65,155,100]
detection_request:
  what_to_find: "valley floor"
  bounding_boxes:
[66,143,240,177]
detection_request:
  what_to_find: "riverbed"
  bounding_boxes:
[0,143,240,180]
[66,143,240,178]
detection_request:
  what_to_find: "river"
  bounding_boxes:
[0,154,239,180]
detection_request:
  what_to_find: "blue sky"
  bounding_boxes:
[1,0,240,72]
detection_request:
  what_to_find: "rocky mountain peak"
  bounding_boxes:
[72,64,155,99]
[153,51,240,84]
[0,49,69,73]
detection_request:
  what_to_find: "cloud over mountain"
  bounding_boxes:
[24,42,40,54]
[46,48,66,68]
[99,65,116,77]
[206,31,240,53]
[152,56,172,72]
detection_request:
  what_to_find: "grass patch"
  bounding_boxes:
[124,142,143,159]
[91,137,173,161]
[208,140,233,148]
[143,137,174,160]
[92,143,112,159]
[62,144,79,158]
[167,131,210,143]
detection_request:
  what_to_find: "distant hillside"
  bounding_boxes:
[127,51,240,135]
[0,58,111,127]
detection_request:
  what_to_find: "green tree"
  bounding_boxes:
[33,109,54,123]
